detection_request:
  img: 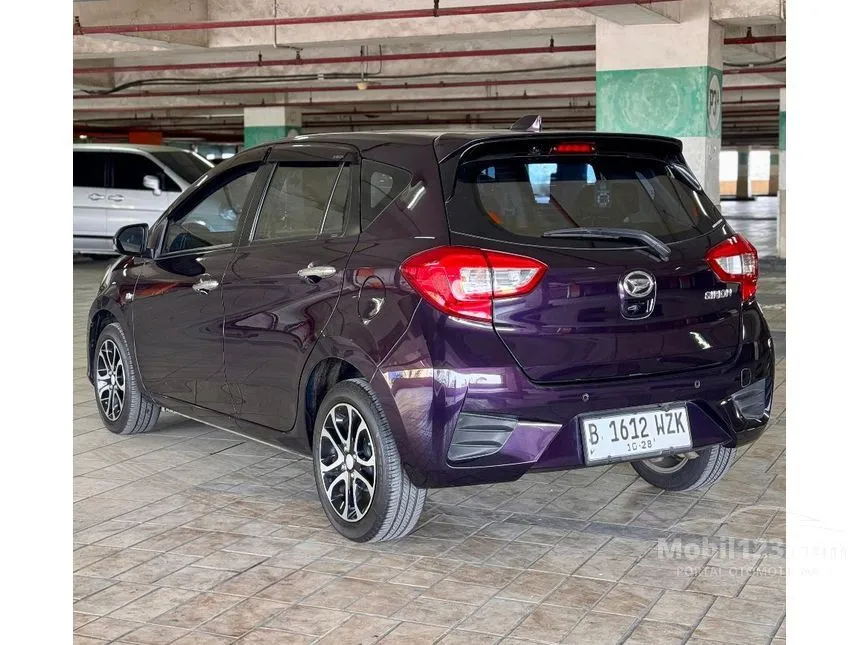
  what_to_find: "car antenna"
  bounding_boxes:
[510,115,542,132]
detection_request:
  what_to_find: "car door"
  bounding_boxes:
[130,151,269,419]
[221,144,360,437]
[106,151,183,233]
[73,150,110,254]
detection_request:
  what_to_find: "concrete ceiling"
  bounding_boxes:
[73,0,785,148]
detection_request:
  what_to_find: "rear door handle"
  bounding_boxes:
[108,194,125,202]
[88,193,105,201]
[192,278,220,294]
[297,265,337,281]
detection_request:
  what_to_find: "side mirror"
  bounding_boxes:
[114,223,150,257]
[142,174,162,196]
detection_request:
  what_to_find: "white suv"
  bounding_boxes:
[73,143,213,256]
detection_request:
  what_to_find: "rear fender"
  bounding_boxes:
[296,334,418,465]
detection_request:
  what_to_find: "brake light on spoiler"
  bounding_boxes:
[552,143,595,154]
[400,246,547,322]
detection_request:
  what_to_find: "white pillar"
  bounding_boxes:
[768,149,779,196]
[595,0,723,202]
[243,106,302,148]
[777,88,786,258]
[736,147,751,199]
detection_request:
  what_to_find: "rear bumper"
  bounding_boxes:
[376,302,774,488]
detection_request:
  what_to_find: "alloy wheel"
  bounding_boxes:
[96,339,126,421]
[318,403,377,522]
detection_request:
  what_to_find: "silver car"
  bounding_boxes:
[73,143,213,256]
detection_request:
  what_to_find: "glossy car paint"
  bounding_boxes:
[89,130,774,489]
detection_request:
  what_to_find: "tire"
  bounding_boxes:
[93,322,160,435]
[312,378,426,542]
[631,445,735,492]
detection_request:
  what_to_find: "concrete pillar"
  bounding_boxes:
[777,88,786,258]
[595,0,723,203]
[243,106,302,149]
[736,147,751,199]
[768,149,779,196]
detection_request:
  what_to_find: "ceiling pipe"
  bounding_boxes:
[74,77,783,102]
[75,119,778,133]
[74,93,593,114]
[73,39,785,76]
[75,105,601,121]
[723,83,785,92]
[74,74,597,100]
[74,127,778,146]
[74,0,675,35]
[724,66,785,76]
[75,113,777,130]
[75,106,778,125]
[73,96,779,116]
[74,44,596,75]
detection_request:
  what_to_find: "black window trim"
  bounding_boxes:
[155,160,265,259]
[318,163,347,237]
[245,149,357,246]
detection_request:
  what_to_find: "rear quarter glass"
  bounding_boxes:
[449,153,724,247]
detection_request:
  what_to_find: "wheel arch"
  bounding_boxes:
[302,356,364,450]
[87,308,118,383]
[297,336,409,460]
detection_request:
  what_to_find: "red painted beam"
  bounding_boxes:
[74,44,595,75]
[74,45,785,77]
[724,34,785,45]
[74,1,673,35]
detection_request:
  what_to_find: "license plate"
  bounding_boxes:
[580,404,692,465]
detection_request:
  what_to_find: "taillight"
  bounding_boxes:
[705,235,759,302]
[400,246,547,321]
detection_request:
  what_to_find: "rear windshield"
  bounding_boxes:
[453,155,722,244]
[151,150,213,184]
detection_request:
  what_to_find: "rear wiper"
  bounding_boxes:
[541,227,671,262]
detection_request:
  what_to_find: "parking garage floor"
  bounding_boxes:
[73,259,786,645]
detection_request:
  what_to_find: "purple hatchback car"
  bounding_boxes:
[88,126,773,542]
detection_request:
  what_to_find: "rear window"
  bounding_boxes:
[454,156,722,244]
[152,150,213,184]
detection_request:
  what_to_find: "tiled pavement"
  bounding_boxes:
[74,258,786,645]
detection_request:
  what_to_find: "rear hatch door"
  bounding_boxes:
[443,135,742,383]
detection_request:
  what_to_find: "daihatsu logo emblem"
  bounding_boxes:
[621,271,656,298]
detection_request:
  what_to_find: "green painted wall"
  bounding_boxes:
[243,125,302,148]
[779,111,786,151]
[596,66,722,138]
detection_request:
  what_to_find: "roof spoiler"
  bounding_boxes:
[510,114,542,132]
